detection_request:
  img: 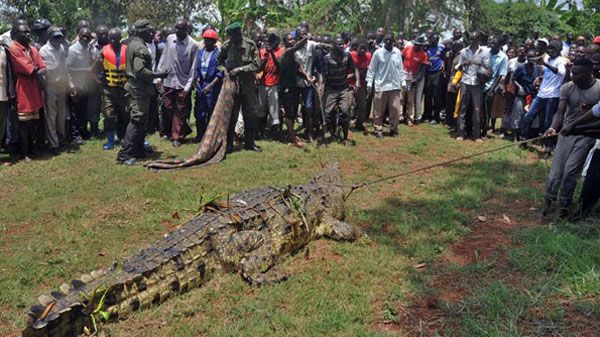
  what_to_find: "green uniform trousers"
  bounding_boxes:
[102,86,129,139]
[117,89,150,162]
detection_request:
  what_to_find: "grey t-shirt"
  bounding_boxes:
[553,79,600,130]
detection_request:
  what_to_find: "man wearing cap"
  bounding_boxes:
[96,28,128,150]
[456,31,491,142]
[40,26,69,154]
[157,20,198,147]
[521,39,566,155]
[257,32,284,139]
[31,19,51,51]
[194,27,222,141]
[218,22,262,153]
[116,20,168,165]
[402,34,429,125]
[541,59,598,219]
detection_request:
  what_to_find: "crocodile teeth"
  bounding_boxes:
[37,294,54,306]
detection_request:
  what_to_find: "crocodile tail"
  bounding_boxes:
[22,268,115,337]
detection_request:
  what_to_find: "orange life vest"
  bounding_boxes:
[102,44,128,87]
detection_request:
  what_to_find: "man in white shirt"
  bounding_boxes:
[520,40,566,155]
[366,33,406,138]
[40,27,69,154]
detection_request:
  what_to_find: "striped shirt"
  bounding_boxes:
[322,52,354,90]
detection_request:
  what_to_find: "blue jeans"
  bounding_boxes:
[520,96,559,148]
[299,86,315,131]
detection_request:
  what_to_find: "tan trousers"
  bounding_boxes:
[373,89,402,131]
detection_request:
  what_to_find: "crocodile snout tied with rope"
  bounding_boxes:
[23,163,362,337]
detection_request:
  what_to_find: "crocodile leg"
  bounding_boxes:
[318,216,361,241]
[240,246,289,286]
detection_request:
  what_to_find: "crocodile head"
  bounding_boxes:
[311,162,345,220]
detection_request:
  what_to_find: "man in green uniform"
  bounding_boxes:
[116,20,167,165]
[218,22,262,153]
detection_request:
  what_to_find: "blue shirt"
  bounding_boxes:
[485,50,508,91]
[513,63,542,96]
[427,44,445,73]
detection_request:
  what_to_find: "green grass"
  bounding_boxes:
[0,124,597,336]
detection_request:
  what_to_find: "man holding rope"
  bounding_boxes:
[542,59,598,219]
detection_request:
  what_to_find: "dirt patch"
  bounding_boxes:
[377,201,538,336]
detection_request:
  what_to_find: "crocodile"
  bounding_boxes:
[23,163,361,337]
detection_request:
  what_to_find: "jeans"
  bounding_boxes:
[520,96,559,149]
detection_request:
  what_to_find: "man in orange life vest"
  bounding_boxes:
[97,28,128,150]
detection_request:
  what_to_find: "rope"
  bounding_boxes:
[343,134,555,200]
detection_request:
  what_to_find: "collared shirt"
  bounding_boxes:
[0,47,7,101]
[218,37,260,93]
[0,31,11,47]
[366,46,405,92]
[157,34,199,92]
[125,36,154,93]
[39,41,69,86]
[427,43,446,73]
[485,50,508,91]
[457,45,491,86]
[537,56,566,99]
[67,41,94,91]
[295,40,318,77]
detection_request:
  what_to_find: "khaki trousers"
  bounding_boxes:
[373,89,402,132]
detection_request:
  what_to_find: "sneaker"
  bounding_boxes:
[407,120,414,127]
[456,136,464,141]
[375,131,384,139]
[430,120,438,124]
[475,138,484,143]
[389,129,399,137]
[123,158,137,166]
[172,140,182,147]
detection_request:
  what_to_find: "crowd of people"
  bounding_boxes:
[0,17,598,219]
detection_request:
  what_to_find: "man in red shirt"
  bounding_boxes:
[258,33,284,139]
[402,34,429,125]
[350,40,372,130]
[9,23,46,161]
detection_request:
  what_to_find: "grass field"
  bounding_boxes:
[1,124,599,337]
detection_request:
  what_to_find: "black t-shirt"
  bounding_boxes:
[322,52,354,90]
[279,51,300,90]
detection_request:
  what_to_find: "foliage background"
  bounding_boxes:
[0,0,599,42]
